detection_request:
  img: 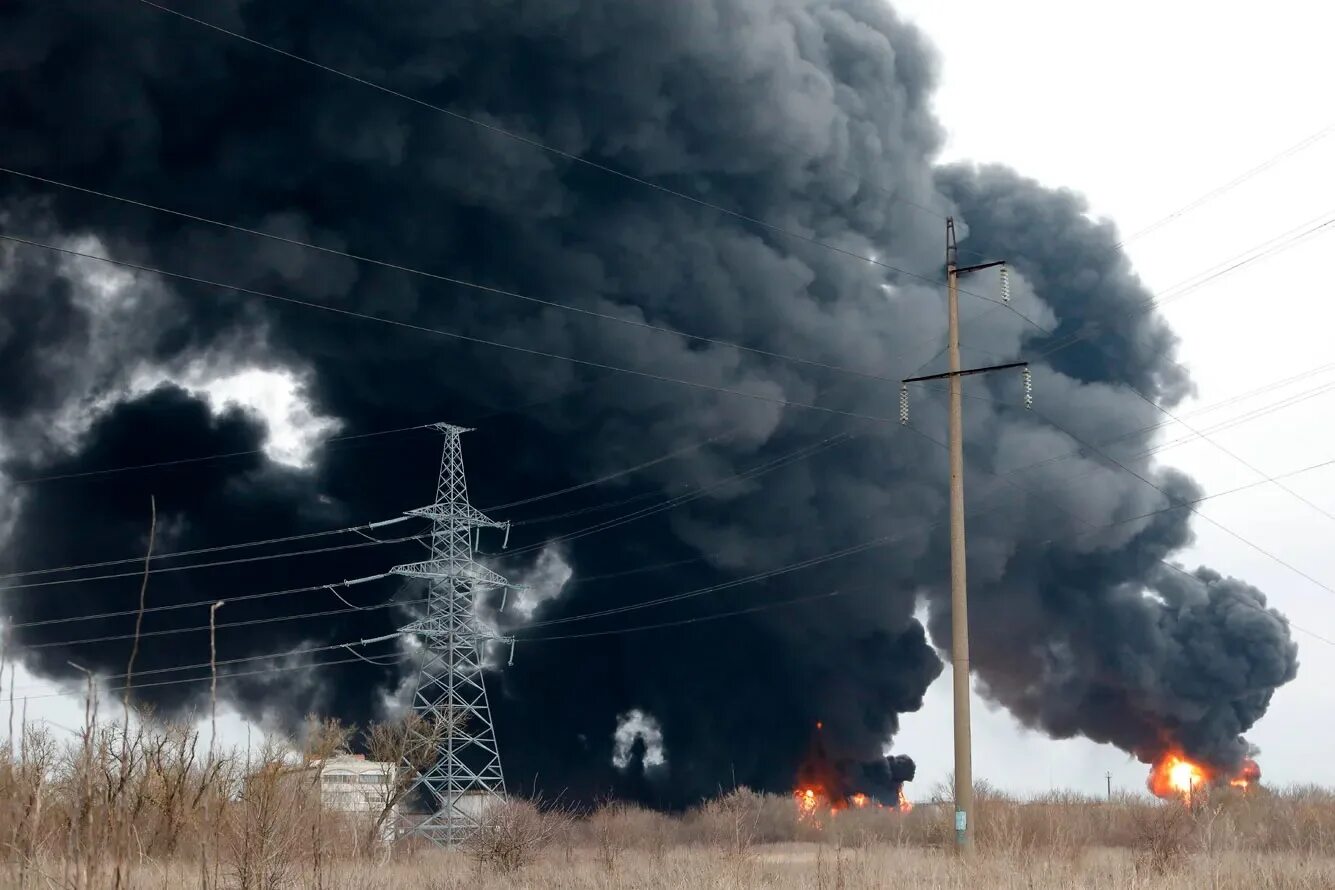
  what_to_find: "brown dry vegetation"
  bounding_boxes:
[1,713,1333,889]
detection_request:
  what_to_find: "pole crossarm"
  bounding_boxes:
[902,360,1028,384]
[954,259,1006,275]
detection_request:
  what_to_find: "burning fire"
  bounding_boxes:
[1148,751,1262,801]
[1150,752,1210,799]
[795,787,824,821]
[792,722,913,825]
[1229,759,1261,791]
[792,786,911,823]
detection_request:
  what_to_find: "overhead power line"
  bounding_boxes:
[1012,210,1335,368]
[9,422,433,486]
[480,434,726,512]
[13,443,1335,662]
[0,167,920,387]
[2,573,392,632]
[3,632,403,699]
[4,429,736,584]
[19,348,1322,594]
[126,0,1048,327]
[1116,120,1335,248]
[496,432,859,557]
[3,651,410,706]
[901,409,1335,649]
[0,531,422,594]
[0,516,416,583]
[2,378,627,491]
[0,235,905,427]
[1010,402,1335,601]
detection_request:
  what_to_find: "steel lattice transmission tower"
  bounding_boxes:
[392,423,518,846]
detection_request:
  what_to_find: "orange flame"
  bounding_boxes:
[1229,759,1261,792]
[794,787,825,823]
[1149,751,1211,800]
[793,786,911,823]
[1149,753,1262,801]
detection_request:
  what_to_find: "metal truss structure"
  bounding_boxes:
[392,423,518,846]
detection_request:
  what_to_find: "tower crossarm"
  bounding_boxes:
[405,502,508,533]
[389,560,525,591]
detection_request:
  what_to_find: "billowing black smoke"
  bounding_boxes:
[0,0,1297,803]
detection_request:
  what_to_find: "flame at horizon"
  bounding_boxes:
[1149,752,1263,801]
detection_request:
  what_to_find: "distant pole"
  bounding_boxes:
[1106,771,1112,801]
[901,218,1028,858]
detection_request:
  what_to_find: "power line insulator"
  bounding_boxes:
[1022,366,1033,410]
[899,384,910,426]
[999,264,1011,303]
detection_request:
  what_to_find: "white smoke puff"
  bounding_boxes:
[612,709,667,771]
[125,363,341,469]
[511,546,573,619]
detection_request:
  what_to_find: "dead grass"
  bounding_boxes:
[1,703,1334,888]
[5,845,1334,889]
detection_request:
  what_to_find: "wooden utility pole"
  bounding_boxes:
[901,218,1030,856]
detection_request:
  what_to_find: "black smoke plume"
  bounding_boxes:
[0,0,1297,803]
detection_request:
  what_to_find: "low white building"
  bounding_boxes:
[311,754,396,816]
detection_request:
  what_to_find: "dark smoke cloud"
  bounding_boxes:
[0,0,1297,803]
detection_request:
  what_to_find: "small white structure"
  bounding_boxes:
[311,754,396,817]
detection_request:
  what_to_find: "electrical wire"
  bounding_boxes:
[480,434,727,512]
[15,446,1335,657]
[3,652,412,706]
[1115,120,1335,249]
[493,432,859,558]
[0,532,422,594]
[14,598,426,652]
[0,234,905,428]
[512,447,1335,646]
[898,410,1335,648]
[2,423,734,583]
[1011,401,1335,600]
[0,516,417,583]
[8,422,433,486]
[125,0,1044,326]
[6,632,404,696]
[0,166,926,387]
[2,573,393,632]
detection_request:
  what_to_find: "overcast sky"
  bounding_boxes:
[4,1,1334,800]
[891,0,1335,797]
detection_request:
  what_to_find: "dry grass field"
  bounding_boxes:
[1,712,1333,888]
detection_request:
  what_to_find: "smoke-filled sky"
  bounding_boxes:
[0,0,1323,802]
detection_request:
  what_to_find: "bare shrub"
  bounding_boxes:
[691,787,763,855]
[587,801,629,871]
[463,798,570,874]
[1134,801,1196,875]
[221,739,311,890]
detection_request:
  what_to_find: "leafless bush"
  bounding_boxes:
[1134,801,1196,875]
[690,787,763,855]
[222,739,311,890]
[462,797,572,875]
[587,800,629,871]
